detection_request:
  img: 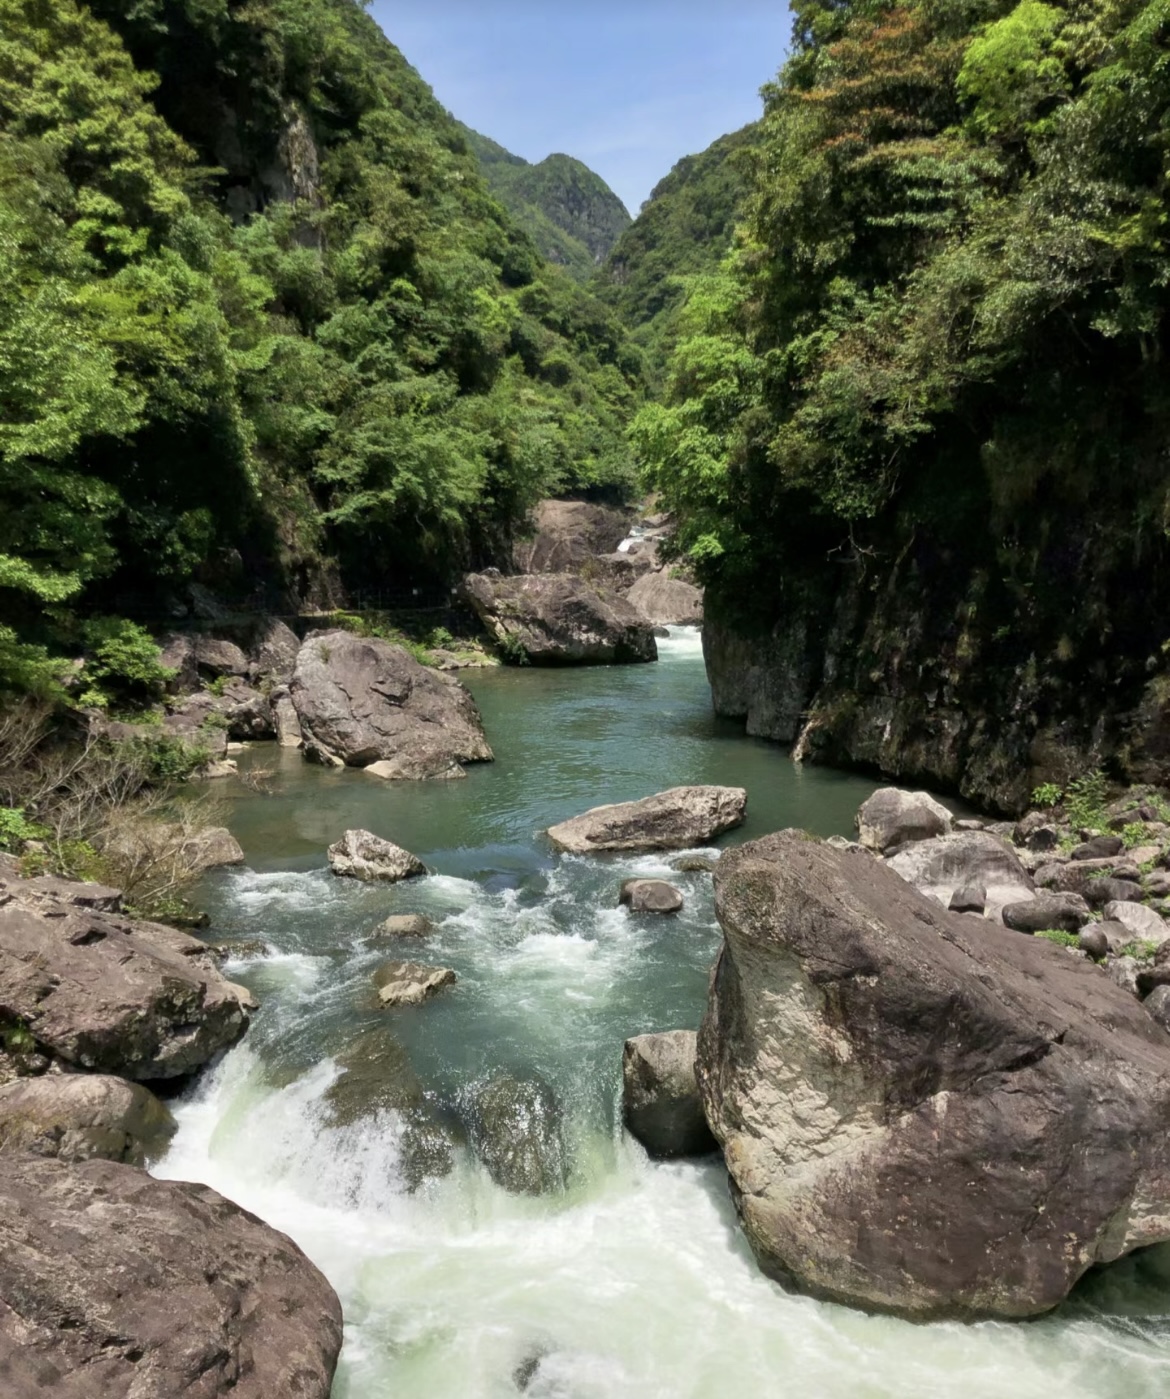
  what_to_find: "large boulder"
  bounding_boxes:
[372,960,456,1008]
[886,829,1034,919]
[1103,900,1170,947]
[291,630,492,777]
[248,617,301,683]
[0,898,249,1080]
[618,879,684,914]
[547,785,746,854]
[511,499,636,573]
[625,572,703,627]
[0,1073,175,1165]
[622,1030,716,1159]
[462,571,657,665]
[328,829,425,882]
[856,787,953,853]
[698,829,1170,1320]
[0,1155,342,1397]
[1001,892,1092,934]
[466,1074,567,1196]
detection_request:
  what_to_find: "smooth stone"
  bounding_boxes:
[621,1030,715,1159]
[1084,878,1145,908]
[1001,893,1091,935]
[1071,835,1125,860]
[1079,926,1109,959]
[373,914,437,939]
[948,882,986,914]
[618,879,684,914]
[855,787,952,854]
[1102,901,1170,947]
[0,1074,175,1165]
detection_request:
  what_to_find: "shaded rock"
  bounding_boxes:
[0,899,248,1079]
[1037,857,1138,893]
[618,879,684,914]
[463,570,657,665]
[466,1074,567,1195]
[372,960,455,1007]
[1084,877,1144,908]
[856,787,952,853]
[622,1030,715,1159]
[671,854,719,874]
[1108,955,1142,997]
[948,883,986,914]
[157,633,199,692]
[0,1074,175,1165]
[1072,835,1125,861]
[328,829,425,882]
[512,499,636,573]
[626,572,704,627]
[1001,893,1091,935]
[886,830,1033,918]
[167,678,274,741]
[373,913,437,939]
[194,636,250,678]
[291,630,492,776]
[1091,920,1136,956]
[1102,900,1170,947]
[323,1028,454,1188]
[0,1155,342,1397]
[698,829,1170,1320]
[587,549,656,594]
[1144,985,1170,1032]
[547,785,746,854]
[1079,926,1109,959]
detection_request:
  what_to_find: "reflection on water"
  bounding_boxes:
[157,629,1170,1398]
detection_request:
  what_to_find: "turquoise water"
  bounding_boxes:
[156,629,1170,1398]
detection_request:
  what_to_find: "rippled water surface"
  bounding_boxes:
[157,629,1170,1398]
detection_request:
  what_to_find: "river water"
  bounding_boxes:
[156,628,1170,1398]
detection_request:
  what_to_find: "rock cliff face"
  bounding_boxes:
[702,522,1170,814]
[697,830,1170,1319]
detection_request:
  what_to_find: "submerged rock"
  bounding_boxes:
[0,1073,175,1165]
[0,1155,342,1397]
[855,787,952,853]
[463,570,657,665]
[291,629,492,777]
[622,1030,715,1159]
[698,829,1170,1320]
[372,960,456,1007]
[618,879,684,914]
[547,785,746,854]
[328,829,425,882]
[466,1074,567,1195]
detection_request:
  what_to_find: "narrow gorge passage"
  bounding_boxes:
[156,631,1170,1398]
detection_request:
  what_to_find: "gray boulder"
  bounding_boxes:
[0,1074,175,1165]
[372,960,456,1008]
[511,499,635,573]
[248,617,301,683]
[626,572,704,626]
[1084,877,1144,908]
[328,829,425,882]
[291,630,492,777]
[948,883,986,914]
[856,787,952,853]
[886,830,1033,918]
[622,1030,715,1159]
[0,1155,342,1397]
[698,829,1170,1320]
[463,571,657,665]
[547,785,746,854]
[618,879,684,914]
[1001,892,1092,934]
[466,1074,567,1196]
[1079,926,1110,959]
[1144,986,1170,1033]
[0,898,249,1080]
[1071,835,1125,860]
[1102,900,1170,947]
[372,913,437,939]
[272,689,303,747]
[194,636,250,678]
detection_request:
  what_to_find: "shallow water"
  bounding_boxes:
[156,628,1170,1398]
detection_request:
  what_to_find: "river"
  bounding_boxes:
[156,628,1170,1398]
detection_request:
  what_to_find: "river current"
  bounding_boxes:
[156,628,1170,1397]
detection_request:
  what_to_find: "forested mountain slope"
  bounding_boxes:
[0,0,644,691]
[635,0,1170,811]
[594,123,756,382]
[462,127,631,282]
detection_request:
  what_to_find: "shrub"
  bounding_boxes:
[1065,769,1108,832]
[78,618,174,710]
[0,805,47,852]
[1030,782,1063,809]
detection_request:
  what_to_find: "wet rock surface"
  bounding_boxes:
[618,879,684,913]
[547,785,746,854]
[622,1030,715,1159]
[0,1073,175,1165]
[0,1155,343,1397]
[372,960,456,1007]
[328,829,426,882]
[466,1074,568,1195]
[292,629,492,777]
[698,829,1170,1320]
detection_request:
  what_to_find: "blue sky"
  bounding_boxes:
[368,2,793,215]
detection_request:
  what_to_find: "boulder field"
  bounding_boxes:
[696,829,1170,1320]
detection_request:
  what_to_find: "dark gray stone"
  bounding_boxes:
[622,1030,715,1159]
[618,879,684,914]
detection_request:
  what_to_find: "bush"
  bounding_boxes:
[78,618,174,710]
[1065,770,1109,832]
[0,805,47,852]
[1030,782,1063,809]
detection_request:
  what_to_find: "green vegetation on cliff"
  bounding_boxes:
[594,124,756,381]
[0,0,643,693]
[462,127,631,282]
[634,0,1170,804]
